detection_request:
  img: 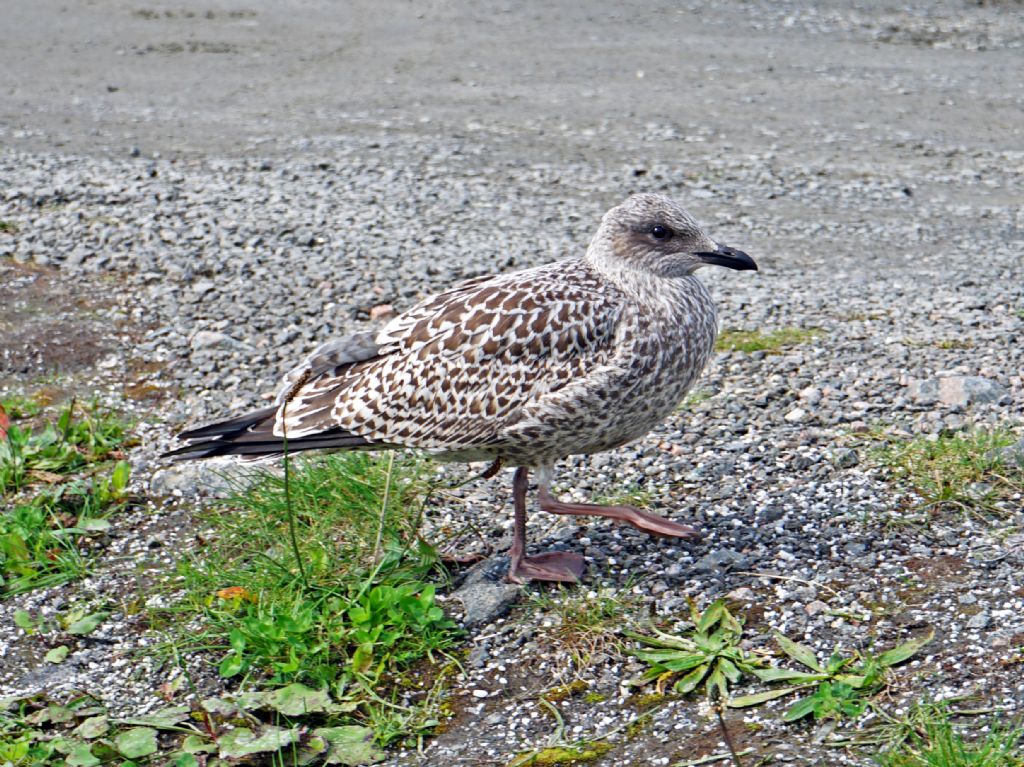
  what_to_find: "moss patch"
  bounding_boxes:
[716,326,824,353]
[512,741,614,765]
[542,680,589,703]
[627,692,667,711]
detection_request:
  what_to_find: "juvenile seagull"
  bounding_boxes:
[166,193,757,583]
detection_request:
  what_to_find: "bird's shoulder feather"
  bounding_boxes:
[375,259,622,360]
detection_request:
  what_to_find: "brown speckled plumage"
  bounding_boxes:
[166,193,757,583]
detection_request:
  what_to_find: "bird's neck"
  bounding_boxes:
[584,244,712,318]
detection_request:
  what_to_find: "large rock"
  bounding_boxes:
[907,376,1006,407]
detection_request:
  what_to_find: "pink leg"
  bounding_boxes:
[536,485,700,540]
[507,467,586,584]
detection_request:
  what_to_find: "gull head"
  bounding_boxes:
[590,193,757,278]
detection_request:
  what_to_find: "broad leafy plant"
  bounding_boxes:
[731,631,933,722]
[629,599,765,700]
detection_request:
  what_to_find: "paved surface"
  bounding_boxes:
[4,0,1022,162]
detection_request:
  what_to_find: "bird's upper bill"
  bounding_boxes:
[694,244,758,271]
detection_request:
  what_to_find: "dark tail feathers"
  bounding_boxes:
[162,406,381,461]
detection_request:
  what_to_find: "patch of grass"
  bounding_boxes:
[0,398,133,493]
[900,338,975,350]
[0,220,18,233]
[676,389,714,412]
[0,394,44,420]
[626,691,666,711]
[542,680,589,704]
[875,706,1024,767]
[871,428,1023,518]
[4,450,462,761]
[1,462,130,594]
[510,741,614,765]
[933,338,974,350]
[629,599,765,701]
[715,326,824,354]
[591,483,653,508]
[1,397,134,595]
[156,451,462,748]
[528,585,639,668]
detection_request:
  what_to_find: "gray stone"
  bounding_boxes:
[692,548,746,574]
[467,645,489,669]
[798,386,822,405]
[784,407,807,423]
[792,454,816,470]
[726,586,755,601]
[833,448,859,468]
[190,330,250,352]
[938,376,1006,406]
[805,600,830,616]
[451,557,521,628]
[908,376,1006,407]
[995,438,1024,467]
[966,610,991,631]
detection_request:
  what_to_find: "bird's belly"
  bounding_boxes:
[500,344,708,464]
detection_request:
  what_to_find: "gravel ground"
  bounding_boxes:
[2,0,1023,764]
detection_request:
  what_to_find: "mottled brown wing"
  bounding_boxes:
[276,260,624,452]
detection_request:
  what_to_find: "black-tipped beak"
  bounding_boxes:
[695,245,758,271]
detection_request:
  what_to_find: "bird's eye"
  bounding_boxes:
[650,225,672,240]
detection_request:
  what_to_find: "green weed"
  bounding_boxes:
[1,396,133,595]
[933,339,973,350]
[1,463,130,594]
[629,599,765,701]
[675,389,714,412]
[730,631,932,724]
[872,428,1023,518]
[0,220,17,233]
[509,741,613,765]
[0,394,43,420]
[541,680,589,703]
[0,398,132,493]
[0,688,388,766]
[590,484,653,508]
[2,451,463,763]
[716,326,824,354]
